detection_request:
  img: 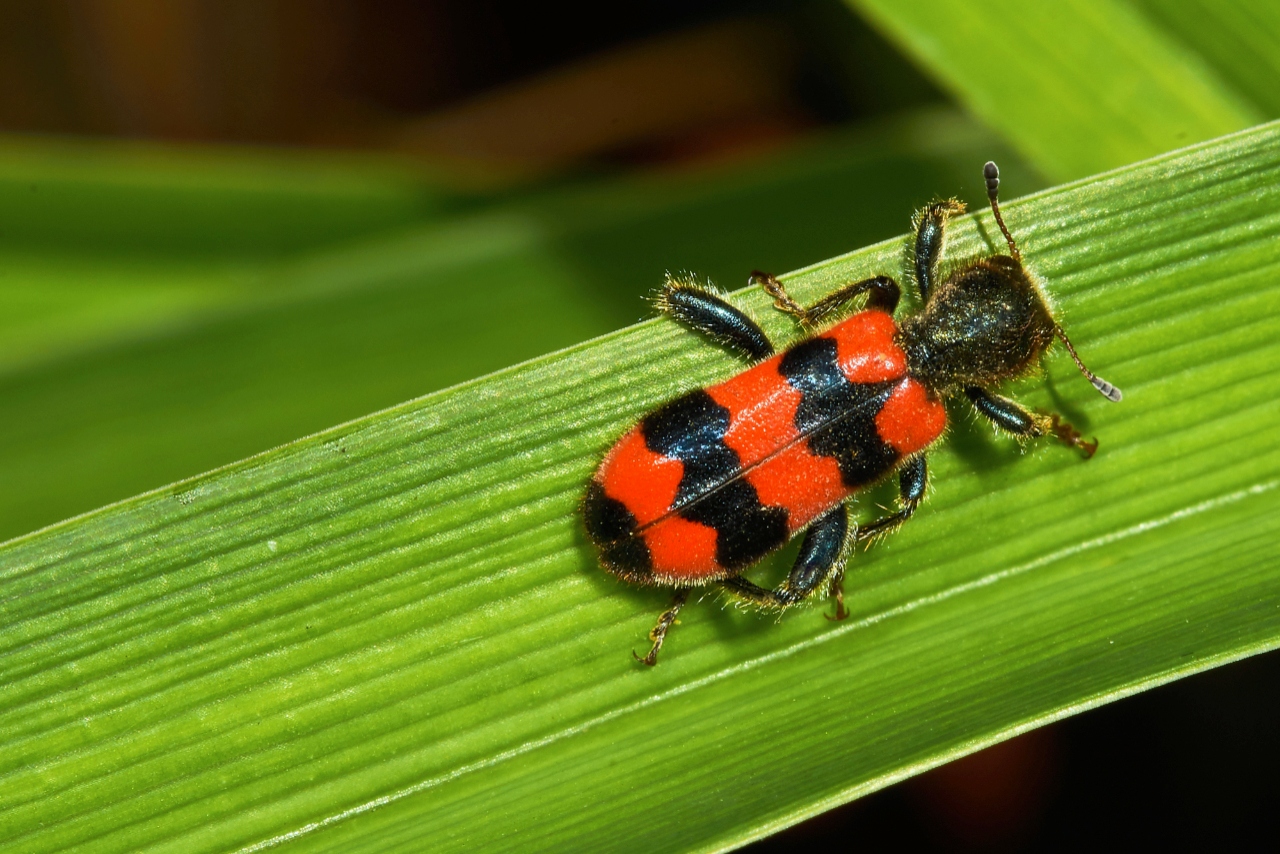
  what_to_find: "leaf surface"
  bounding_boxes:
[2,123,1279,853]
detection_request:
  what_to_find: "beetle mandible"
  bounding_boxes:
[583,162,1121,665]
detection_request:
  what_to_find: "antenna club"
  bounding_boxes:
[1092,377,1124,403]
[982,160,1020,261]
[983,160,1000,195]
[1055,327,1123,403]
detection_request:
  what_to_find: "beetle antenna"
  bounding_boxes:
[983,161,1021,262]
[1055,327,1122,402]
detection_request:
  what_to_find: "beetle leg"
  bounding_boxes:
[657,273,774,361]
[720,505,850,613]
[855,455,928,543]
[749,271,900,329]
[966,386,1098,459]
[911,199,967,302]
[1046,411,1099,460]
[633,589,689,667]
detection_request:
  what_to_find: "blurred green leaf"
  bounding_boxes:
[0,136,450,377]
[2,122,1277,852]
[1131,0,1280,116]
[846,0,1263,180]
[0,109,1026,540]
[0,135,447,258]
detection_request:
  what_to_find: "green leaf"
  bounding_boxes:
[0,135,450,381]
[1131,0,1280,116]
[3,123,1278,852]
[0,134,448,258]
[846,0,1264,181]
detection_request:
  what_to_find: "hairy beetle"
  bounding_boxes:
[583,162,1121,665]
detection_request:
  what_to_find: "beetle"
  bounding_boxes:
[583,162,1122,665]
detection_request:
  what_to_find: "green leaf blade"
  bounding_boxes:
[2,123,1280,852]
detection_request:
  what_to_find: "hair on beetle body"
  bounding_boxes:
[583,161,1121,665]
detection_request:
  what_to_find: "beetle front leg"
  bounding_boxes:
[720,504,850,616]
[966,386,1098,458]
[911,199,966,302]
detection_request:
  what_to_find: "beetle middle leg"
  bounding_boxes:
[966,386,1098,459]
[855,455,928,544]
[750,271,900,329]
[657,273,774,362]
[720,504,851,617]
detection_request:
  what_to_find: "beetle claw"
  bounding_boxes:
[825,584,849,621]
[1046,411,1099,459]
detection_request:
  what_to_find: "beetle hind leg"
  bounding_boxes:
[1047,412,1099,459]
[720,504,851,616]
[634,589,689,667]
[855,455,928,543]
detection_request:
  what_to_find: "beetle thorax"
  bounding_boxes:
[897,256,1056,396]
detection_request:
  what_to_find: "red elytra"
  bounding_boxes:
[595,309,944,583]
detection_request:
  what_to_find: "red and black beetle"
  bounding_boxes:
[583,162,1121,665]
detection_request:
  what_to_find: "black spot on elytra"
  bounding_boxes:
[641,389,788,570]
[780,336,901,488]
[683,479,788,571]
[583,481,652,579]
[583,481,635,542]
[642,390,738,505]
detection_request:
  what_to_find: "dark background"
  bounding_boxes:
[2,1,1275,849]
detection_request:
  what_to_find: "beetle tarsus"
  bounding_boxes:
[1047,411,1099,459]
[636,590,688,667]
[824,579,848,622]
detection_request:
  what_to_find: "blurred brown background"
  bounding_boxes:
[0,0,937,186]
